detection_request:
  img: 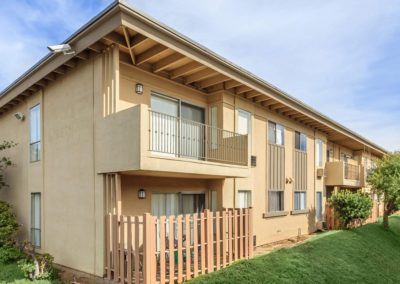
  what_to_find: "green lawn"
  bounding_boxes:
[0,262,61,284]
[190,215,400,284]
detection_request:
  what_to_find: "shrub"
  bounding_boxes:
[0,200,19,246]
[19,242,57,280]
[330,190,373,228]
[0,244,24,263]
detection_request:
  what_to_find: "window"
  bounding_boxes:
[316,192,323,221]
[268,191,284,212]
[295,131,307,152]
[237,190,252,209]
[268,121,284,145]
[151,193,206,217]
[316,139,324,167]
[31,193,41,247]
[30,104,41,162]
[151,193,180,217]
[238,109,251,135]
[294,192,306,210]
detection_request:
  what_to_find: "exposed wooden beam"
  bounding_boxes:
[255,96,272,103]
[88,42,108,53]
[35,80,47,88]
[282,110,298,116]
[185,68,218,85]
[198,74,230,89]
[291,113,307,119]
[245,91,260,99]
[170,61,204,79]
[122,26,136,65]
[262,100,277,107]
[235,85,252,95]
[130,33,149,48]
[28,85,40,92]
[153,53,185,73]
[44,73,57,81]
[75,51,90,61]
[206,83,225,93]
[270,103,285,110]
[136,44,168,66]
[103,32,127,46]
[20,91,32,97]
[225,80,242,89]
[64,59,77,68]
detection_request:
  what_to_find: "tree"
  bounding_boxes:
[367,153,400,229]
[0,141,16,190]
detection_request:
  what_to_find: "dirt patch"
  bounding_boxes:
[253,233,317,257]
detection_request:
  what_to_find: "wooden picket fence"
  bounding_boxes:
[105,209,253,284]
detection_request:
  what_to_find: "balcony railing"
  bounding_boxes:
[344,163,360,180]
[149,110,248,166]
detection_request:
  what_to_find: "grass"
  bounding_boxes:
[190,215,400,284]
[0,262,61,284]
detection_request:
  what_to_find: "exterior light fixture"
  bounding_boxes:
[138,188,146,199]
[135,83,144,95]
[47,44,75,55]
[14,112,25,121]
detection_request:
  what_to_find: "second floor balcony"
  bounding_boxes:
[325,160,365,188]
[96,104,250,178]
[149,110,248,166]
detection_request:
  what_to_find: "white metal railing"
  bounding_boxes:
[149,110,248,166]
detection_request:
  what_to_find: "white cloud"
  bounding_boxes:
[127,0,400,151]
[1,0,399,150]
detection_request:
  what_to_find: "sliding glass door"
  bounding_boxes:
[180,103,205,159]
[150,93,205,160]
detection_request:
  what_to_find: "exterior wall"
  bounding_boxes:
[211,91,325,245]
[0,55,106,276]
[120,175,219,216]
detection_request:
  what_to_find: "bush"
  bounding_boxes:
[330,190,373,228]
[0,200,20,263]
[0,244,24,263]
[19,242,57,281]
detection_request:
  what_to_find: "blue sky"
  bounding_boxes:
[0,0,399,151]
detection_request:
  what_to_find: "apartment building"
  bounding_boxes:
[0,1,385,282]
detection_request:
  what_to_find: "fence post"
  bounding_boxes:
[206,210,214,273]
[249,208,253,258]
[143,213,155,284]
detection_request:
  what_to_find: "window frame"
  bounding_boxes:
[295,131,307,152]
[29,104,41,162]
[316,139,324,167]
[237,190,252,209]
[268,190,284,212]
[31,192,41,248]
[293,191,307,211]
[268,121,284,146]
[237,109,251,135]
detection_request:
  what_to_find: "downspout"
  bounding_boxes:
[233,94,237,209]
[314,129,317,225]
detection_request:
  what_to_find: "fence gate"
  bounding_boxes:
[105,209,253,284]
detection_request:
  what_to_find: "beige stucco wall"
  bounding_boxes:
[121,175,219,216]
[0,55,106,276]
